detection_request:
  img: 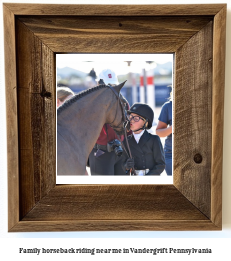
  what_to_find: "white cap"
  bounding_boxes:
[96,69,119,85]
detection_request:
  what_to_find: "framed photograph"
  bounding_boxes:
[56,53,174,184]
[4,3,226,231]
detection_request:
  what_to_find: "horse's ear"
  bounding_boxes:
[114,80,127,94]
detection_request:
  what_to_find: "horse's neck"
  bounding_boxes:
[58,88,112,154]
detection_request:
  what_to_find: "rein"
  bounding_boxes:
[107,85,135,176]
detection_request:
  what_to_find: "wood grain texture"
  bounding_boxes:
[211,5,226,228]
[22,185,207,221]
[18,16,213,53]
[3,3,225,16]
[3,4,19,231]
[16,19,56,219]
[12,185,219,232]
[10,220,218,232]
[174,22,213,218]
[4,3,226,232]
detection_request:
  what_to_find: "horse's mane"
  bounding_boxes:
[57,84,107,116]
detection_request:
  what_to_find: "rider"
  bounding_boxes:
[122,103,165,175]
[88,69,130,175]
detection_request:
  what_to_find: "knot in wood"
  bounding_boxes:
[194,153,203,164]
[40,90,52,99]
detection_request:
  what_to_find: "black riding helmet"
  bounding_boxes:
[127,103,154,129]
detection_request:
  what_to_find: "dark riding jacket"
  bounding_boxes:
[122,130,165,175]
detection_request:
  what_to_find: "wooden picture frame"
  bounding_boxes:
[4,3,226,232]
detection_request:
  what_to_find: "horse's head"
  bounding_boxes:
[107,81,129,135]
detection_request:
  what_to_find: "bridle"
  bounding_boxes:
[107,85,127,128]
[107,84,136,175]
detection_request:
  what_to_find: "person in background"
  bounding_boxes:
[122,103,165,176]
[88,69,130,175]
[156,90,172,176]
[57,86,74,108]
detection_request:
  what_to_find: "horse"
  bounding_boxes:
[57,81,127,175]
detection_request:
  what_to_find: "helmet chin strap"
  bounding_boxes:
[132,119,148,133]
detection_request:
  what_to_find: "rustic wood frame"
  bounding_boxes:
[4,4,226,232]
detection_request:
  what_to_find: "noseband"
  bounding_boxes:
[107,85,135,175]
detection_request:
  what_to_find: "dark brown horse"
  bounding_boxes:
[57,82,126,175]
